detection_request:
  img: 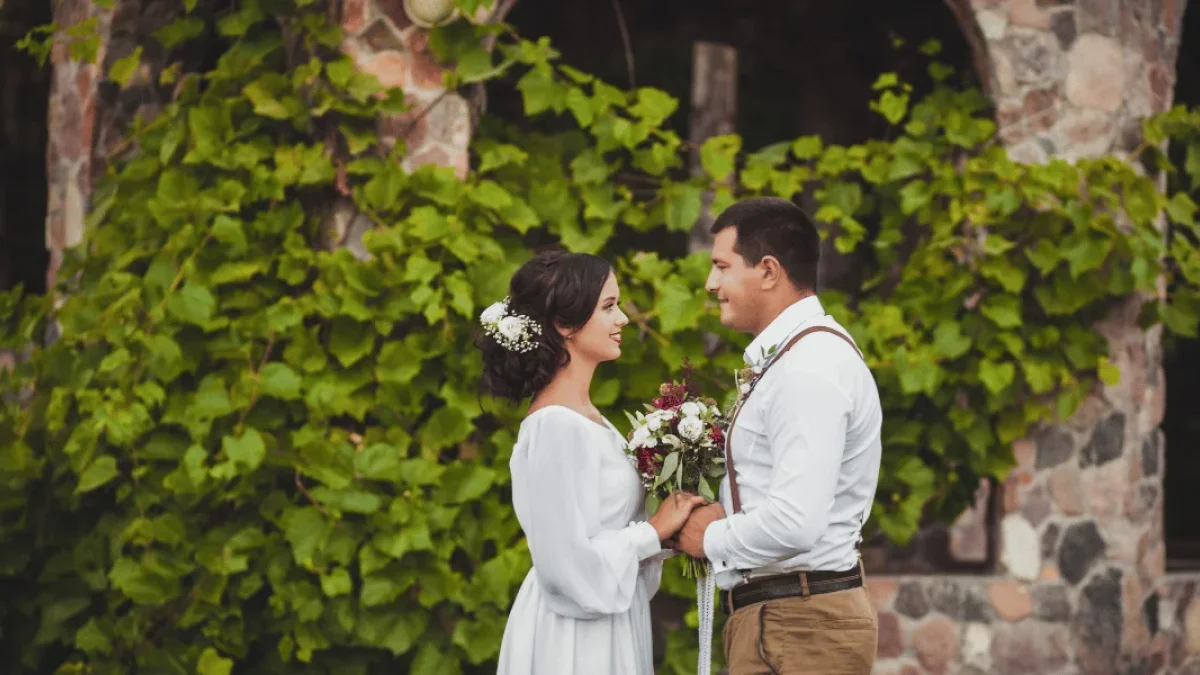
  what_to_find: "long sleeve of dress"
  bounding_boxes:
[514,410,663,620]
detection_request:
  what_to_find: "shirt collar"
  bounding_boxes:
[743,296,825,365]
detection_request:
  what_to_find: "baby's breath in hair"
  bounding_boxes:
[479,297,542,353]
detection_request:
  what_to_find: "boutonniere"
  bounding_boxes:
[734,344,778,401]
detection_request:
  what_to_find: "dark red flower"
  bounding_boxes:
[710,425,725,447]
[658,393,683,409]
[637,447,663,475]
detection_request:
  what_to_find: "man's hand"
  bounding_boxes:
[676,503,726,558]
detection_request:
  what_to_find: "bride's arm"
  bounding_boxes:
[514,410,663,619]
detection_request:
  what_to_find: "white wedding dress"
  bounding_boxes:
[496,405,669,675]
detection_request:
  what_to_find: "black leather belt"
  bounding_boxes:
[718,567,863,614]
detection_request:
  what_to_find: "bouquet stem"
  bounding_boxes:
[680,554,706,579]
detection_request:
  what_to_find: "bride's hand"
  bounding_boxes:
[648,492,708,542]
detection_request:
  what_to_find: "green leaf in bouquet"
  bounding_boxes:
[698,478,716,502]
[654,451,680,489]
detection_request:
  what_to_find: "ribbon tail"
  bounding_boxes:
[697,561,715,675]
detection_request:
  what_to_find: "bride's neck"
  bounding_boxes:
[538,357,597,409]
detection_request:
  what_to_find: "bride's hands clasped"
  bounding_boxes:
[648,492,708,542]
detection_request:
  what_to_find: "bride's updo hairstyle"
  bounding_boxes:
[479,249,612,402]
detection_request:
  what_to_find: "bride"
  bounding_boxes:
[480,250,705,675]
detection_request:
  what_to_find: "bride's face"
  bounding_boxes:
[566,273,628,363]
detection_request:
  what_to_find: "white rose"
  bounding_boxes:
[647,416,664,432]
[678,416,704,442]
[480,301,506,325]
[680,401,701,417]
[739,383,751,395]
[497,316,525,341]
[631,427,650,448]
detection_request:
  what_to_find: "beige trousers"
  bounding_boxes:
[722,584,877,675]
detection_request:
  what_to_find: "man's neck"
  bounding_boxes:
[750,290,815,338]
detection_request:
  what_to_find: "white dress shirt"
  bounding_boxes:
[702,296,883,591]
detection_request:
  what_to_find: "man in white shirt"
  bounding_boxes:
[676,197,883,674]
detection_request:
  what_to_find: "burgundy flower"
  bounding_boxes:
[637,447,662,475]
[710,425,725,447]
[658,393,683,409]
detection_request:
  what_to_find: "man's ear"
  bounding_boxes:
[759,256,785,291]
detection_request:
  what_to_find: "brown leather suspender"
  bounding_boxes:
[724,325,865,514]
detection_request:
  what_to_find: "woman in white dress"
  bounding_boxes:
[480,250,705,675]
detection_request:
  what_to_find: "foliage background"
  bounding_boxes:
[2,0,1200,673]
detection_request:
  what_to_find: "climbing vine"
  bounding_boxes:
[2,0,1199,673]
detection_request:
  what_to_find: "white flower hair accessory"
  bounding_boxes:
[479,297,542,353]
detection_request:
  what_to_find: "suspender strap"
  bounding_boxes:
[724,325,865,514]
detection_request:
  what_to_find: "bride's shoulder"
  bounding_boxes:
[520,405,608,438]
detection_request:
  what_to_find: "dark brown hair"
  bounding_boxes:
[479,249,612,402]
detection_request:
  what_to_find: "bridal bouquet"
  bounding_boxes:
[624,364,727,578]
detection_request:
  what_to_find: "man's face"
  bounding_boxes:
[705,228,763,333]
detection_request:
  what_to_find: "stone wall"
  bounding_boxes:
[868,572,1200,674]
[865,0,1190,673]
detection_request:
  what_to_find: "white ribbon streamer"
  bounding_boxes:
[696,562,716,675]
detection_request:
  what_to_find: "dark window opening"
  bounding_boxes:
[0,0,52,296]
[496,0,988,579]
[1164,1,1200,572]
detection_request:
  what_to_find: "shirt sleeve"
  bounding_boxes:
[518,411,662,619]
[703,367,852,570]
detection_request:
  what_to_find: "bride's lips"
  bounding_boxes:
[611,333,622,344]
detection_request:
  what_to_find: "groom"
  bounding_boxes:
[676,197,883,674]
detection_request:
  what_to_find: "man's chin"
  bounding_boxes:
[718,308,743,331]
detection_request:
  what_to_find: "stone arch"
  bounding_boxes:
[945,0,1185,163]
[943,0,998,96]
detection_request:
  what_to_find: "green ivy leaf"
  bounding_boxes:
[320,567,353,597]
[419,406,473,453]
[74,618,112,655]
[1097,356,1121,386]
[665,184,702,233]
[1064,237,1113,278]
[212,215,248,253]
[700,135,741,182]
[167,282,216,327]
[76,456,119,494]
[791,136,823,160]
[655,276,706,333]
[222,429,265,472]
[196,647,234,675]
[978,360,1015,394]
[980,296,1022,328]
[328,318,375,367]
[260,362,303,400]
[109,46,143,87]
